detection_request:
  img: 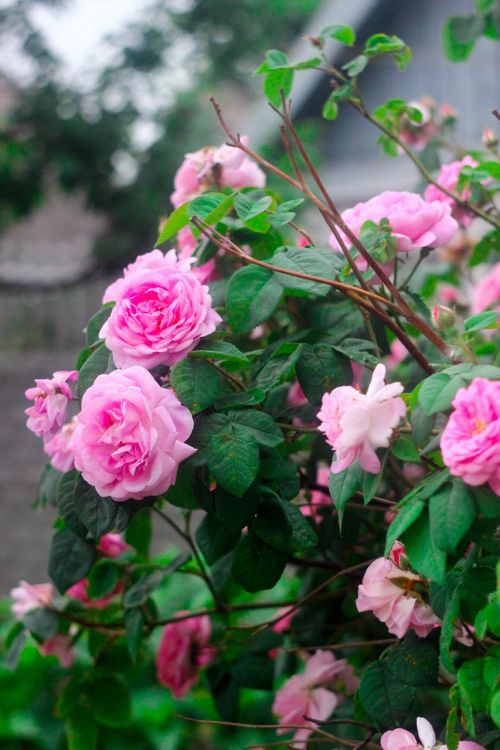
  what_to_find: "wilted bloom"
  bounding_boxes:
[156,612,214,697]
[10,581,54,618]
[273,650,357,746]
[424,156,479,227]
[329,191,458,274]
[318,364,406,474]
[441,377,500,494]
[356,544,439,638]
[471,263,500,314]
[39,633,75,668]
[170,136,265,208]
[97,533,129,558]
[25,370,78,438]
[300,466,331,524]
[100,250,221,369]
[381,717,485,750]
[72,366,195,500]
[43,416,78,473]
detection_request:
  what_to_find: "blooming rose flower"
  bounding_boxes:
[329,191,458,272]
[317,364,406,474]
[43,416,78,473]
[156,612,214,697]
[273,650,357,746]
[441,377,500,494]
[356,544,439,638]
[471,263,500,315]
[100,250,221,369]
[170,136,265,208]
[300,466,331,524]
[102,249,178,304]
[10,581,54,618]
[424,156,478,227]
[72,366,195,500]
[381,717,485,750]
[25,370,78,438]
[97,532,129,558]
[39,633,75,668]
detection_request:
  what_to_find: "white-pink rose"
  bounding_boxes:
[10,581,54,618]
[100,249,221,369]
[25,370,78,438]
[72,366,195,501]
[317,364,406,474]
[381,717,486,750]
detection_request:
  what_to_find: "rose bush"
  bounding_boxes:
[1,18,499,750]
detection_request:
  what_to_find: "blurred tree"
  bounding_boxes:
[0,0,320,269]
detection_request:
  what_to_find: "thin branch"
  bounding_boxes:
[283,637,397,652]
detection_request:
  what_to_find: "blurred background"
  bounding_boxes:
[1,0,499,593]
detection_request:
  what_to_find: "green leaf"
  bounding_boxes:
[214,486,260,531]
[90,674,132,727]
[156,203,189,244]
[226,265,282,334]
[296,343,352,406]
[124,509,152,554]
[251,494,293,552]
[263,68,293,107]
[256,342,302,391]
[232,531,288,592]
[124,607,144,663]
[322,94,339,120]
[123,551,190,608]
[196,513,241,565]
[464,310,498,333]
[58,469,89,538]
[364,33,406,55]
[65,709,98,750]
[429,480,476,553]
[87,559,119,598]
[78,344,111,399]
[163,466,200,509]
[385,631,438,686]
[469,229,499,267]
[191,340,250,366]
[358,661,415,729]
[329,461,363,525]
[234,193,272,222]
[49,528,96,594]
[332,338,379,368]
[170,358,227,414]
[272,246,342,297]
[36,463,61,508]
[73,475,130,540]
[85,304,114,347]
[402,510,446,582]
[5,627,26,670]
[264,49,289,69]
[418,364,500,414]
[320,24,356,45]
[226,409,283,447]
[283,501,318,551]
[232,653,275,690]
[442,15,484,61]
[457,658,496,712]
[390,437,421,463]
[208,421,260,496]
[23,607,59,640]
[215,387,266,410]
[343,54,368,77]
[385,499,426,556]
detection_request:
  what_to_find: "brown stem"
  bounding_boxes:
[283,637,397,652]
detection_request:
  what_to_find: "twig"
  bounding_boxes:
[283,637,397,652]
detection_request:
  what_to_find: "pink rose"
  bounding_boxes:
[273,650,357,745]
[10,581,54,618]
[441,377,500,494]
[170,136,265,208]
[329,191,458,272]
[72,366,195,501]
[424,156,478,227]
[39,633,75,668]
[97,533,129,558]
[317,364,406,474]
[156,612,214,697]
[102,249,177,304]
[382,717,486,750]
[438,283,460,306]
[66,577,124,609]
[43,416,78,473]
[25,370,78,438]
[471,263,500,314]
[387,340,408,368]
[356,545,439,638]
[100,250,221,369]
[272,607,296,635]
[301,466,331,524]
[177,226,217,283]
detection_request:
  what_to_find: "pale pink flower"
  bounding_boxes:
[10,581,54,618]
[289,382,308,407]
[273,650,357,746]
[424,156,478,227]
[317,364,406,474]
[301,466,331,524]
[72,366,195,500]
[25,370,78,438]
[39,633,75,668]
[439,103,458,122]
[156,612,214,697]
[66,577,124,609]
[97,533,129,558]
[100,250,221,369]
[272,607,296,635]
[381,717,485,750]
[387,340,408,368]
[43,416,78,473]
[482,128,498,149]
[170,136,265,208]
[356,545,439,638]
[250,325,265,339]
[471,263,500,314]
[329,191,458,274]
[441,377,500,494]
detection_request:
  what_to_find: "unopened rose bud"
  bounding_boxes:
[482,128,498,150]
[439,103,458,122]
[432,304,456,329]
